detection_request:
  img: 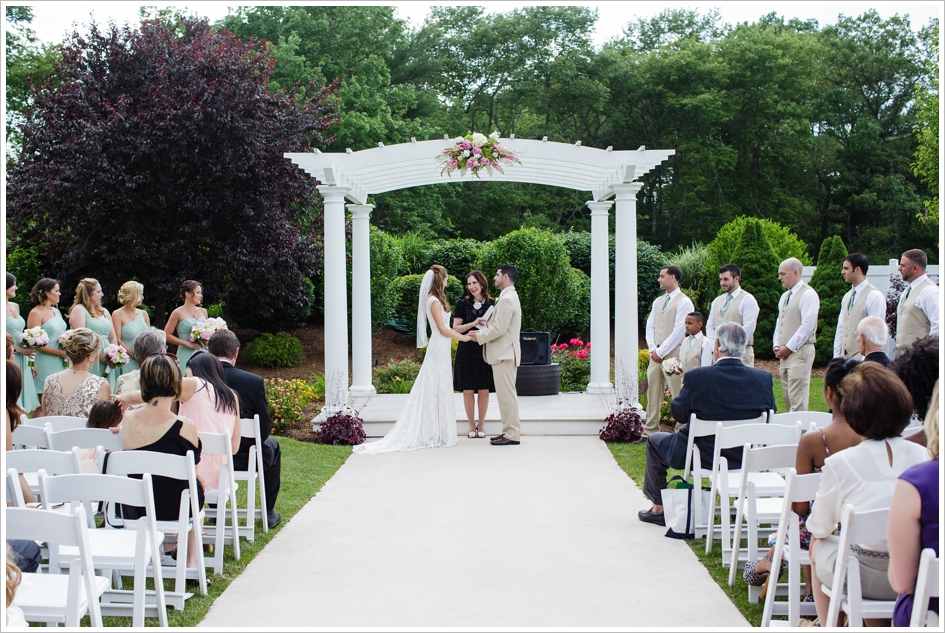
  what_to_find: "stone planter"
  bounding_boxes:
[516,363,561,396]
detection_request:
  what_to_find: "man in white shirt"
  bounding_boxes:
[702,263,759,367]
[643,266,694,438]
[834,253,885,359]
[773,258,820,412]
[896,248,939,349]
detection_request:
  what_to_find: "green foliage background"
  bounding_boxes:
[732,219,784,359]
[809,236,850,366]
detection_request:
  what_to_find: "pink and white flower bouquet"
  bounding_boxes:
[58,329,75,367]
[17,326,48,367]
[190,317,228,347]
[103,344,131,377]
[662,357,682,376]
[437,131,521,177]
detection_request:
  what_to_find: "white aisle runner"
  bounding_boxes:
[200,437,748,627]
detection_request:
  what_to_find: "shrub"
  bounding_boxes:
[732,218,783,360]
[368,226,403,334]
[420,239,483,280]
[374,358,422,394]
[308,371,326,401]
[5,245,44,303]
[395,230,430,275]
[638,349,651,398]
[314,412,366,445]
[599,408,644,443]
[389,274,464,324]
[668,243,711,315]
[205,301,225,318]
[637,239,669,324]
[554,267,591,339]
[235,276,316,332]
[552,339,592,392]
[264,378,318,434]
[244,332,304,368]
[809,236,849,366]
[561,231,592,275]
[708,216,811,270]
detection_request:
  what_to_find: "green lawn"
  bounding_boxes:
[773,377,828,414]
[93,438,351,627]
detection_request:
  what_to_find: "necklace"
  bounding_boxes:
[473,300,482,310]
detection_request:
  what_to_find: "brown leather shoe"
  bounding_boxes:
[491,435,520,445]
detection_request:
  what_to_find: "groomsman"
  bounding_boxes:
[834,253,885,360]
[703,264,759,367]
[896,248,939,349]
[643,266,694,437]
[681,312,706,376]
[773,258,820,412]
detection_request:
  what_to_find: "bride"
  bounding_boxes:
[354,265,471,454]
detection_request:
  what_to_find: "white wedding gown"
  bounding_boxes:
[354,296,457,454]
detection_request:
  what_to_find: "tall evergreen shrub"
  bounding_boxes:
[809,236,849,366]
[732,218,783,360]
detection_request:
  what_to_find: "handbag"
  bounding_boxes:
[660,475,712,540]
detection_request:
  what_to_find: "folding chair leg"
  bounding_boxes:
[228,481,240,561]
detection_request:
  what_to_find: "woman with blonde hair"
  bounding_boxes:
[26,278,69,414]
[164,280,207,375]
[42,328,109,417]
[68,278,119,392]
[355,264,470,454]
[112,281,151,373]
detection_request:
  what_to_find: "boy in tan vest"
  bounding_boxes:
[834,253,885,359]
[643,266,694,437]
[773,258,820,412]
[704,263,759,367]
[681,312,706,377]
[896,249,939,349]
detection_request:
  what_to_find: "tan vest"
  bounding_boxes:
[711,290,754,347]
[897,278,935,349]
[840,283,881,358]
[654,293,685,356]
[681,335,704,372]
[776,284,817,348]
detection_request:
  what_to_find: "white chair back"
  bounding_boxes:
[6,506,106,627]
[11,423,48,449]
[768,410,830,432]
[235,414,270,536]
[198,430,242,570]
[6,448,83,502]
[910,548,940,627]
[683,412,767,480]
[46,426,123,452]
[6,467,26,507]
[24,415,87,431]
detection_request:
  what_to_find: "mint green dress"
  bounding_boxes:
[77,305,118,393]
[119,310,148,372]
[32,307,68,395]
[6,312,41,412]
[176,316,205,374]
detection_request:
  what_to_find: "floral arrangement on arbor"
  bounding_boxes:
[190,317,228,347]
[437,131,520,177]
[17,326,48,368]
[103,344,130,377]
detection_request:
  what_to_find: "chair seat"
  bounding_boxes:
[12,572,111,621]
[724,471,785,494]
[736,495,786,520]
[61,529,163,568]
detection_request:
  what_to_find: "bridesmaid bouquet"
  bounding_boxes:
[190,317,228,347]
[58,330,75,367]
[103,344,131,377]
[662,357,683,376]
[17,326,49,368]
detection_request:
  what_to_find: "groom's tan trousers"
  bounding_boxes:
[492,359,521,441]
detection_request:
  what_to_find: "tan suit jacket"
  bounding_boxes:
[476,287,521,366]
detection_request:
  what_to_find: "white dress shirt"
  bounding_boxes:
[703,287,760,365]
[772,280,820,352]
[901,273,940,337]
[833,279,887,356]
[682,331,708,367]
[645,288,694,358]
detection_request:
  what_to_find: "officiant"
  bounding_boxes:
[452,270,495,439]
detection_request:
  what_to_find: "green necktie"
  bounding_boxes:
[662,294,671,312]
[686,335,695,353]
[847,291,856,314]
[903,286,912,302]
[721,293,733,317]
[784,289,793,307]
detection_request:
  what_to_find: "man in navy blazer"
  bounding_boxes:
[639,322,776,526]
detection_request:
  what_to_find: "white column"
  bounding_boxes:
[315,185,351,421]
[348,204,376,398]
[585,200,614,394]
[611,183,644,402]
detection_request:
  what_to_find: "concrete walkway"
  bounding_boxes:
[200,437,748,627]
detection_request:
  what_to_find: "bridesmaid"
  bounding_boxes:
[5,273,40,414]
[68,278,120,393]
[112,281,151,373]
[26,278,69,415]
[164,280,207,374]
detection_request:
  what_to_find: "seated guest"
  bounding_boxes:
[856,316,891,366]
[180,350,240,491]
[79,400,123,473]
[890,336,939,446]
[208,329,282,528]
[120,355,204,567]
[638,322,776,526]
[5,360,36,504]
[43,328,109,417]
[807,363,931,625]
[888,380,939,627]
[115,327,166,409]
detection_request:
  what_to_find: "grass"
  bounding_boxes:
[90,438,351,627]
[772,377,827,414]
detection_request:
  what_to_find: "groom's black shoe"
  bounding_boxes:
[489,434,505,443]
[491,435,520,446]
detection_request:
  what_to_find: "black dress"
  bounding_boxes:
[129,419,205,521]
[452,297,496,392]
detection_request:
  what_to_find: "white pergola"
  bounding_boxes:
[286,138,673,414]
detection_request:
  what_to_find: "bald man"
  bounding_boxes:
[773,258,820,412]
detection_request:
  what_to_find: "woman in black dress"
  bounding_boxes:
[452,270,496,438]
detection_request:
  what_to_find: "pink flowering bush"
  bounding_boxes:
[551,340,591,391]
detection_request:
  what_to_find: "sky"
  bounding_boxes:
[9,1,943,48]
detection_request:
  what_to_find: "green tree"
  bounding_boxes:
[912,32,939,231]
[808,236,849,366]
[731,218,783,360]
[5,6,60,154]
[706,216,811,292]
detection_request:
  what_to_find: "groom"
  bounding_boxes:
[469,265,522,445]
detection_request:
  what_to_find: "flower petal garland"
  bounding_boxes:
[437,131,521,178]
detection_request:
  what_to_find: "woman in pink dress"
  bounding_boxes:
[178,350,240,491]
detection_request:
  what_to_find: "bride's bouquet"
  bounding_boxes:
[662,357,682,376]
[437,131,520,178]
[103,344,131,377]
[17,326,48,368]
[190,317,228,347]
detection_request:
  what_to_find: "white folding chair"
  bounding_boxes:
[6,447,83,502]
[38,471,169,627]
[45,426,124,453]
[709,422,801,563]
[11,422,48,449]
[7,506,109,627]
[24,415,87,431]
[234,414,270,539]
[768,410,829,432]
[104,449,208,608]
[199,430,241,573]
[727,443,800,602]
[910,548,940,627]
[823,504,895,627]
[6,467,27,507]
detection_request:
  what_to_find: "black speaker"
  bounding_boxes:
[520,331,551,365]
